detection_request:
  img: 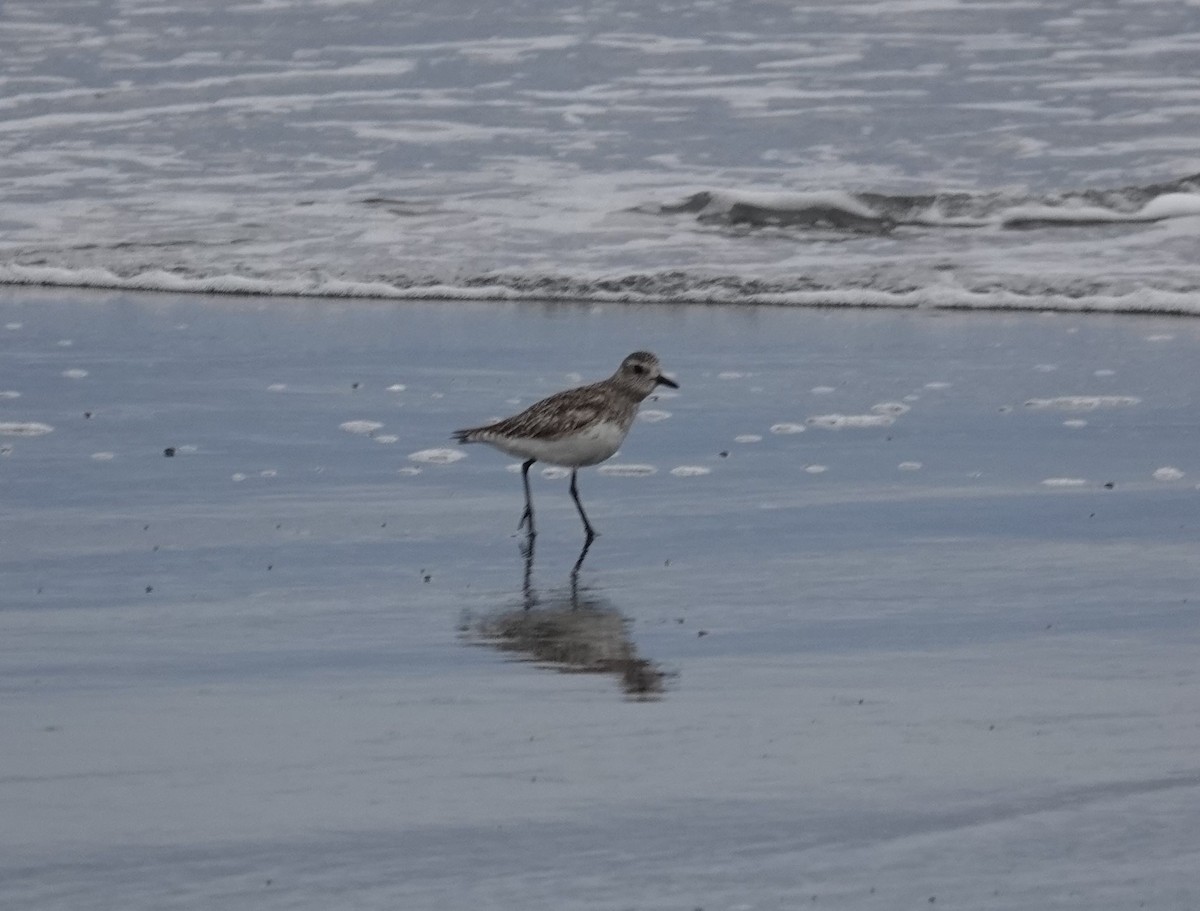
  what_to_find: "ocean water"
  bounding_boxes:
[2,0,1200,312]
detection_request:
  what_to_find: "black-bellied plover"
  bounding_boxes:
[453,351,678,541]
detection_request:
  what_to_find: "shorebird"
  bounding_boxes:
[453,351,678,541]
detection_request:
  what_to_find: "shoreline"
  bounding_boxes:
[5,271,1200,318]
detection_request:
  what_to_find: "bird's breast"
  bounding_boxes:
[504,418,629,467]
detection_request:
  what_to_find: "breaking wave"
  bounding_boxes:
[4,175,1200,317]
[642,173,1200,233]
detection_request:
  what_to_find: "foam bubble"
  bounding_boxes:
[5,323,22,330]
[375,434,399,444]
[871,401,911,416]
[268,383,288,392]
[541,466,570,479]
[387,384,407,392]
[639,409,672,423]
[811,386,836,395]
[0,391,20,399]
[1145,334,1174,342]
[1025,396,1140,411]
[670,465,711,477]
[1093,369,1116,377]
[924,382,952,390]
[898,461,923,471]
[409,448,466,464]
[1063,419,1088,429]
[598,463,657,477]
[1153,466,1184,481]
[805,464,828,474]
[808,413,895,428]
[0,421,53,437]
[91,451,115,461]
[1033,364,1058,373]
[734,434,762,443]
[340,420,384,435]
[718,371,747,380]
[1042,477,1087,487]
[260,469,277,478]
[398,466,422,476]
[770,422,806,434]
[62,369,88,379]
[232,472,247,482]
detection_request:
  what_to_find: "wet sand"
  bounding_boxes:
[3,288,1199,910]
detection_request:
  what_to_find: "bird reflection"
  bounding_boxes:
[520,533,594,609]
[472,534,665,698]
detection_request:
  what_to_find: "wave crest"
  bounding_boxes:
[643,173,1200,233]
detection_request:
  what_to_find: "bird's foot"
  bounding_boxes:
[517,508,535,534]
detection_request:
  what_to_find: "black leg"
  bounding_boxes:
[518,459,536,537]
[520,532,537,610]
[569,469,597,542]
[569,534,593,606]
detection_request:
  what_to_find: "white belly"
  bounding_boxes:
[488,420,628,467]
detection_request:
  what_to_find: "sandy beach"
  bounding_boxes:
[3,287,1198,909]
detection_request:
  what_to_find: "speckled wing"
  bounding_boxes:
[467,383,614,442]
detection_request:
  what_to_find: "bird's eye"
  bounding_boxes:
[632,364,646,374]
